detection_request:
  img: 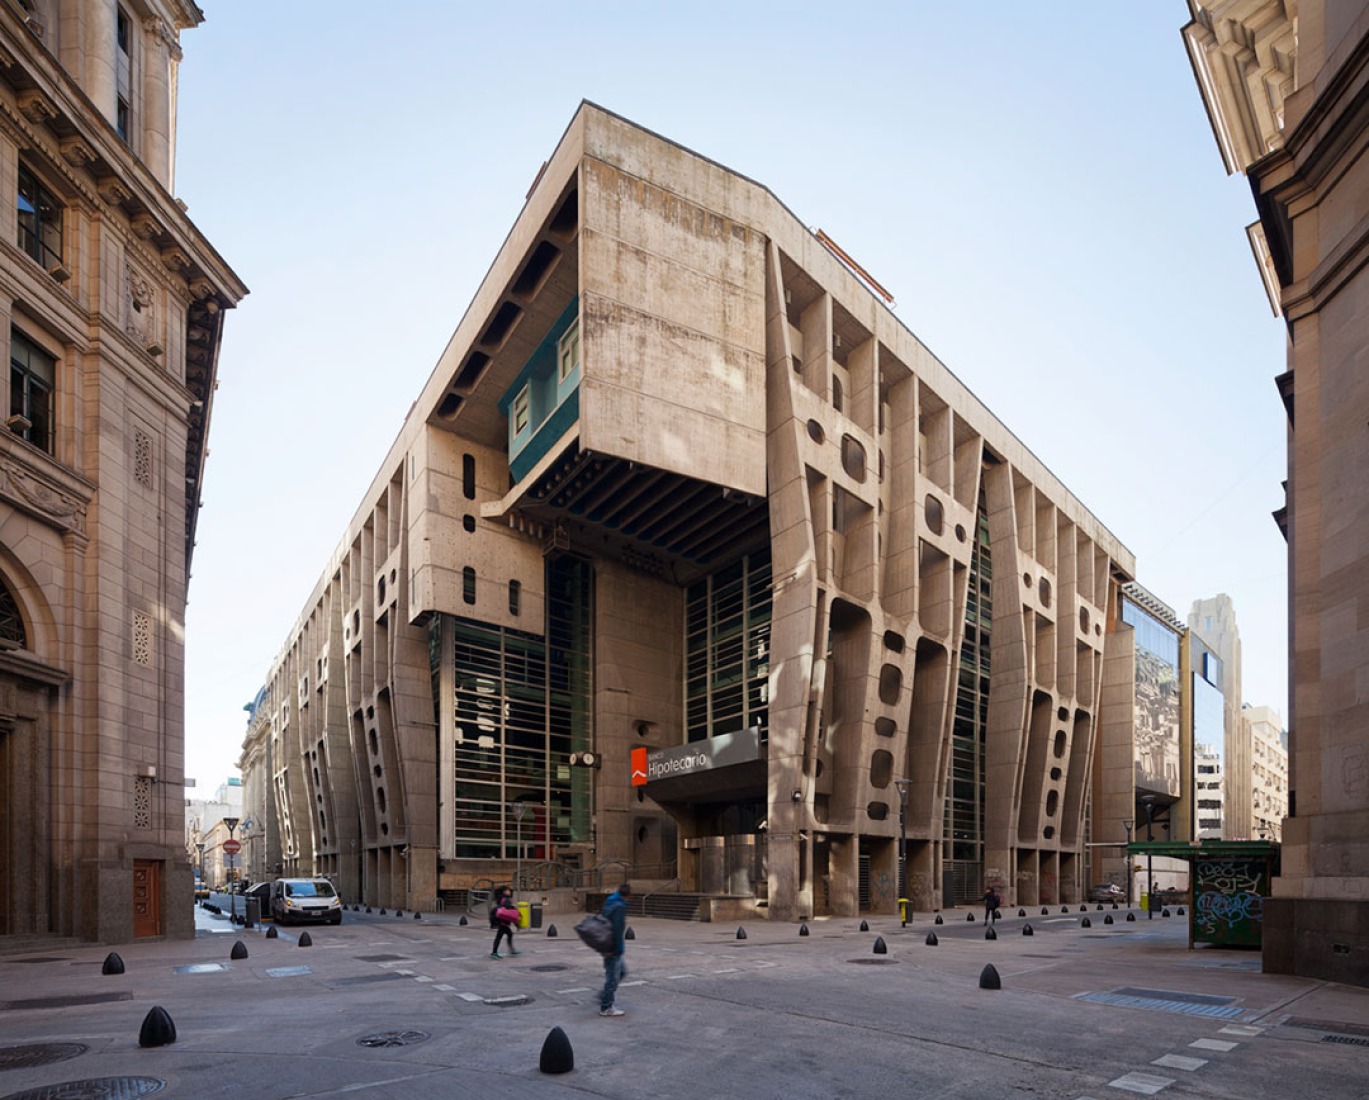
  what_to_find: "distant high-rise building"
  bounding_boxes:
[1244,704,1288,843]
[1193,743,1225,840]
[1188,594,1249,837]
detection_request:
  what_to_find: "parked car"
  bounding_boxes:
[194,879,209,900]
[1088,883,1124,902]
[270,878,342,925]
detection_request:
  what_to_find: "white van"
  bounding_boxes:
[270,878,342,926]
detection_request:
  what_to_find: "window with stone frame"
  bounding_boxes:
[9,329,55,453]
[116,7,133,142]
[0,577,26,649]
[17,164,62,270]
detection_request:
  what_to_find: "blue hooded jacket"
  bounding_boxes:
[602,889,628,957]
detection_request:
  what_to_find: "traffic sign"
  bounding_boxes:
[222,839,241,854]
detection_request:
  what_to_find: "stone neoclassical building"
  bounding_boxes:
[0,1,244,943]
[1184,0,1369,984]
[245,102,1156,922]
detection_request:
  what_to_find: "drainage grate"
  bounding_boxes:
[0,1043,87,1070]
[1323,1034,1369,1047]
[2,957,71,965]
[357,1030,428,1048]
[1285,1017,1369,1039]
[848,958,898,965]
[265,967,312,978]
[355,954,410,963]
[173,964,227,975]
[0,993,131,1012]
[1113,987,1235,1006]
[1077,991,1244,1019]
[529,964,569,973]
[0,1077,165,1099]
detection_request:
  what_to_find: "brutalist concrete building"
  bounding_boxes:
[247,103,1141,922]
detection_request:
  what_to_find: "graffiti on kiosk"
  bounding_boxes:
[1194,859,1264,939]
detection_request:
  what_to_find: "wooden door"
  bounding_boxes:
[133,860,160,937]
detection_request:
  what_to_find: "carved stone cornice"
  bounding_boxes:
[144,16,183,62]
[0,457,88,537]
[60,137,97,171]
[98,177,132,207]
[131,213,162,241]
[16,88,57,127]
[0,41,17,71]
[161,245,190,273]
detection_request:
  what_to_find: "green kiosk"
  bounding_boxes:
[1128,839,1281,949]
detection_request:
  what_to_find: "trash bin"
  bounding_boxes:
[245,898,260,928]
[529,903,543,929]
[516,901,531,929]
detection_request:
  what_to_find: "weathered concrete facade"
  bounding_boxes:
[0,1,244,944]
[1184,0,1369,985]
[248,104,1138,920]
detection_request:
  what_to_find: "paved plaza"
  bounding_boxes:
[1,903,1366,1099]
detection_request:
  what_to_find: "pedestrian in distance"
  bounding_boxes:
[982,883,1001,924]
[489,887,520,959]
[599,881,631,1017]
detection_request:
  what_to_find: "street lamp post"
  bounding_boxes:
[1122,820,1134,908]
[224,817,240,923]
[894,778,910,925]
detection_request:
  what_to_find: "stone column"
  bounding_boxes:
[83,0,118,128]
[141,18,178,188]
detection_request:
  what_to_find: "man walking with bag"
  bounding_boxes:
[598,882,631,1017]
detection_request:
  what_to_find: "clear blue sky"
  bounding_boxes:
[174,2,1288,787]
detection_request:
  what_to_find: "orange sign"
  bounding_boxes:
[630,746,648,787]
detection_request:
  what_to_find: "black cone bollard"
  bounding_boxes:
[967,913,976,922]
[860,919,869,932]
[1161,908,1171,918]
[736,927,747,940]
[1061,907,1069,914]
[1096,903,1104,911]
[395,910,404,918]
[799,923,809,936]
[1176,907,1185,916]
[414,912,422,919]
[547,924,558,937]
[1022,923,1034,936]
[139,1005,177,1048]
[1103,914,1114,925]
[1041,907,1049,916]
[925,931,939,946]
[1079,905,1088,912]
[366,907,373,914]
[985,925,997,941]
[934,914,944,925]
[1017,908,1026,918]
[625,927,635,940]
[978,964,1001,990]
[1126,912,1136,922]
[265,925,279,939]
[1112,902,1119,910]
[379,908,387,916]
[298,932,313,947]
[102,951,125,975]
[539,1025,574,1074]
[230,940,248,960]
[873,936,888,954]
[459,915,468,926]
[1081,917,1092,928]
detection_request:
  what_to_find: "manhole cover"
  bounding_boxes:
[848,958,898,965]
[3,957,71,965]
[483,995,531,1006]
[355,954,409,963]
[356,1030,429,1048]
[0,1077,165,1099]
[0,1043,88,1069]
[529,964,569,972]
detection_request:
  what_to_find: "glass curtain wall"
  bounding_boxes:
[685,550,772,742]
[944,492,991,901]
[446,555,592,859]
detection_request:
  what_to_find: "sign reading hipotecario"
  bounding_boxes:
[631,727,761,787]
